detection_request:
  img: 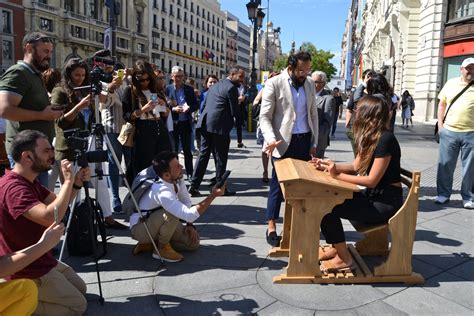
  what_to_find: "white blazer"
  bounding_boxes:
[259,68,319,158]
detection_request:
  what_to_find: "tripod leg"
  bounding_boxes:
[102,133,165,265]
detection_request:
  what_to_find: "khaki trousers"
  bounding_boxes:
[33,261,87,316]
[131,209,200,251]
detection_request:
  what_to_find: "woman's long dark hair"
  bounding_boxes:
[61,58,90,109]
[352,95,390,175]
[131,60,157,107]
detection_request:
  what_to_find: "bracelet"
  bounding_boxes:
[73,183,82,190]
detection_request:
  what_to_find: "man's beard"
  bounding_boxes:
[31,153,52,173]
[32,49,50,72]
[290,73,306,88]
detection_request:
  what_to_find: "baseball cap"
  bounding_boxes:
[461,57,474,68]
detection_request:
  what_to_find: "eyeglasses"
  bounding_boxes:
[26,35,53,44]
[138,77,150,83]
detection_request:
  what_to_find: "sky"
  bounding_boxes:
[219,0,351,74]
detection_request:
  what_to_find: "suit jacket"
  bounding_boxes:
[165,84,198,122]
[197,78,240,135]
[315,89,336,149]
[259,69,319,158]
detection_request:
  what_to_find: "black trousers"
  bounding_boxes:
[128,119,171,184]
[173,120,193,176]
[321,186,403,244]
[190,129,230,189]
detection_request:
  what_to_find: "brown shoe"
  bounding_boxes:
[153,243,183,262]
[132,242,153,255]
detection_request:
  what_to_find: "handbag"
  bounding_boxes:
[434,80,473,143]
[117,122,135,147]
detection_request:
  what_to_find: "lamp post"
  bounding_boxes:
[246,0,265,104]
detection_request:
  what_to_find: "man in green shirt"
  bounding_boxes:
[0,32,63,186]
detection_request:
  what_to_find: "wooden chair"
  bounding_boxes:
[350,168,422,278]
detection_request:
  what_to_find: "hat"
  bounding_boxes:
[461,57,474,68]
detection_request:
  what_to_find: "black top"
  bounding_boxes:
[367,131,401,188]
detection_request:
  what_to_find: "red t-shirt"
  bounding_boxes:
[0,170,57,280]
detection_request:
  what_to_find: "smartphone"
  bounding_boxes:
[216,170,231,188]
[116,69,125,80]
[150,93,158,104]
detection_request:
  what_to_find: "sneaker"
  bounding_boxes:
[112,206,124,215]
[434,196,450,205]
[153,243,183,262]
[463,200,474,209]
[132,242,153,256]
[237,143,245,148]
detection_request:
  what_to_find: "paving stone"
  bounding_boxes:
[154,266,257,298]
[383,287,473,315]
[354,300,407,315]
[256,258,388,311]
[424,272,474,310]
[257,301,314,315]
[418,220,473,243]
[158,284,275,315]
[445,260,474,281]
[412,241,471,270]
[85,294,163,316]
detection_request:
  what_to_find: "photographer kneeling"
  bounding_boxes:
[0,130,90,315]
[131,151,225,262]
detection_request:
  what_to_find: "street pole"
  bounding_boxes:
[265,0,269,71]
[250,18,258,104]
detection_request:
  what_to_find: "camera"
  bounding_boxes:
[85,56,115,94]
[64,129,108,168]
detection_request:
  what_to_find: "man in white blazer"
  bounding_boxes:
[259,51,319,247]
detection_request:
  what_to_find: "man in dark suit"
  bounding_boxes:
[188,67,246,196]
[166,66,199,178]
[311,71,336,158]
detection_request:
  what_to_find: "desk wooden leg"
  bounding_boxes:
[268,201,292,257]
[273,199,346,284]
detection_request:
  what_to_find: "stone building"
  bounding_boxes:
[341,0,474,122]
[0,0,25,72]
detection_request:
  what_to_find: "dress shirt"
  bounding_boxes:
[288,79,310,134]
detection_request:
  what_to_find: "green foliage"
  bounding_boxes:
[273,54,289,72]
[300,42,337,81]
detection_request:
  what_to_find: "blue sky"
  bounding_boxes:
[219,0,351,73]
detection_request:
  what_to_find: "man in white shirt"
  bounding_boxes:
[130,151,225,262]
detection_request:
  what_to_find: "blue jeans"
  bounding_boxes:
[436,128,474,202]
[266,133,312,221]
[106,132,123,210]
[8,155,48,187]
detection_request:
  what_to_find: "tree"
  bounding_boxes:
[273,43,337,81]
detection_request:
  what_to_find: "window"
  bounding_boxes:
[177,24,181,37]
[137,43,145,54]
[177,43,180,51]
[117,37,128,49]
[448,0,474,20]
[177,8,181,19]
[183,45,186,54]
[169,60,172,73]
[2,10,12,33]
[95,31,104,43]
[161,0,167,12]
[169,40,173,49]
[161,37,165,48]
[136,11,143,33]
[197,5,200,16]
[153,14,158,28]
[2,40,13,60]
[71,25,86,39]
[191,2,194,13]
[184,12,187,22]
[169,21,173,34]
[169,4,173,16]
[162,17,166,30]
[153,0,158,9]
[40,17,53,32]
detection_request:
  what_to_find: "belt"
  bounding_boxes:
[292,132,311,139]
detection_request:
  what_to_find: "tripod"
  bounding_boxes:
[59,83,166,302]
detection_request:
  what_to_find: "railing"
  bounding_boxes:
[32,2,57,12]
[64,11,87,22]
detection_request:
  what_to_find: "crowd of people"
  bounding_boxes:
[0,31,472,315]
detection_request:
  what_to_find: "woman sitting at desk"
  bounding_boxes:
[311,95,403,273]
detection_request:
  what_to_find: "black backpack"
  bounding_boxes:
[66,196,107,257]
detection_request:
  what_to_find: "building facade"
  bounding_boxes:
[153,0,226,85]
[0,0,25,72]
[259,21,282,72]
[341,0,474,122]
[226,11,251,74]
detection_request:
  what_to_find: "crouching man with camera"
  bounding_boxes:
[0,130,90,315]
[131,151,225,262]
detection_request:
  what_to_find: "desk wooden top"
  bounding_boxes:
[275,158,360,192]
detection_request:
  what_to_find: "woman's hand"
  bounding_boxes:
[141,100,155,113]
[319,159,338,178]
[310,158,325,171]
[77,94,91,110]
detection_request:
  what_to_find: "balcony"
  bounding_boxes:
[152,43,160,50]
[32,1,57,13]
[64,11,87,22]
